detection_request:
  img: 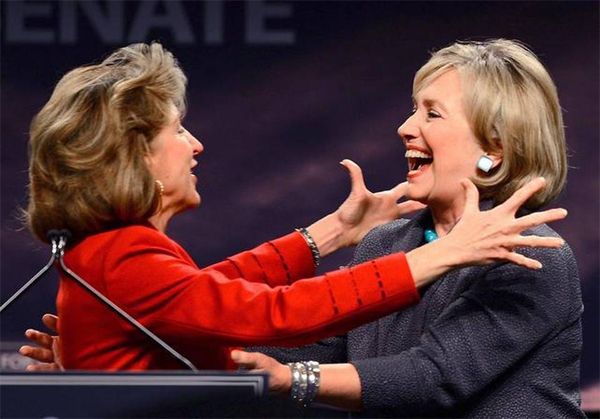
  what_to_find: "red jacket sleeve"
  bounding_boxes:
[102,227,420,348]
[203,232,316,286]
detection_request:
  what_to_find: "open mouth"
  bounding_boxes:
[405,149,433,173]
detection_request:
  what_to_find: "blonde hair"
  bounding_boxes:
[414,39,567,209]
[27,42,187,243]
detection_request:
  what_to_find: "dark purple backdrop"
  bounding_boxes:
[1,0,598,409]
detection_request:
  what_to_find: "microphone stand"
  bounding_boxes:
[0,230,199,372]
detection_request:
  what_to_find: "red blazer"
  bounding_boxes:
[57,224,419,370]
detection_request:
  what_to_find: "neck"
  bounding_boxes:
[429,194,467,237]
[148,210,173,233]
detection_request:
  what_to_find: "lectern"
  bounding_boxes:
[1,370,268,418]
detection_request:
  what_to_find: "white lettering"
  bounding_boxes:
[245,0,295,45]
[2,0,296,45]
[204,0,225,44]
[5,1,55,43]
[60,1,125,44]
[128,0,194,44]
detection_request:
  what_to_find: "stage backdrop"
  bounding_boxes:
[1,0,598,411]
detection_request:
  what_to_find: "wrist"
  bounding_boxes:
[306,213,347,258]
[287,361,320,407]
[405,239,457,288]
[280,363,293,394]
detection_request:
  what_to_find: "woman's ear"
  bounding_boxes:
[488,152,503,169]
[489,137,503,168]
[477,139,503,173]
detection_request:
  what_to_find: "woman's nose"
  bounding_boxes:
[189,134,204,155]
[397,115,418,144]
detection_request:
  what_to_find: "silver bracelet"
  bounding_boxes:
[287,361,320,408]
[295,227,321,267]
[304,361,321,407]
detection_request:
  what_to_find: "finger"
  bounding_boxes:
[508,235,564,249]
[501,177,546,214]
[230,350,258,369]
[396,200,426,216]
[25,363,60,372]
[500,251,543,270]
[460,178,480,217]
[19,345,55,363]
[514,208,568,231]
[389,182,409,199]
[340,159,367,195]
[24,329,54,348]
[42,313,59,333]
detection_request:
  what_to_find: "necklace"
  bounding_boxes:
[424,228,439,243]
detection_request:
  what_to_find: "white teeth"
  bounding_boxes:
[405,150,432,159]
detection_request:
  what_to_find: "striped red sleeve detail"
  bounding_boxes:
[324,252,419,315]
[205,232,314,285]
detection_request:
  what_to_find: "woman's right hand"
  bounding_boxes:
[307,160,425,258]
[19,313,63,371]
[406,177,568,287]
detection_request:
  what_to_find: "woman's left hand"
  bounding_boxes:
[230,350,291,394]
[334,159,425,246]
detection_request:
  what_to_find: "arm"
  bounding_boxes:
[231,241,582,412]
[112,177,565,347]
[229,178,573,410]
[231,350,364,410]
[351,242,582,414]
[22,178,567,364]
[104,232,420,347]
[206,159,425,285]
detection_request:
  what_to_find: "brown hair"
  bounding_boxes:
[414,39,567,209]
[27,42,187,243]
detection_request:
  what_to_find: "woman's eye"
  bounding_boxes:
[427,110,441,118]
[177,127,186,134]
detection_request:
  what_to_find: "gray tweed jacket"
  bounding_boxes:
[256,208,584,418]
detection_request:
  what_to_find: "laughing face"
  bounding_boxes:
[398,69,497,209]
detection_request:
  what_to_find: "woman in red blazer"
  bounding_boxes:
[22,43,565,371]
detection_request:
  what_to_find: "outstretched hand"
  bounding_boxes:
[405,177,568,287]
[19,313,63,371]
[335,159,425,246]
[446,177,567,269]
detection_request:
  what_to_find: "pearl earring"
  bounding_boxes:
[476,155,494,173]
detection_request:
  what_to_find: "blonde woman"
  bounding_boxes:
[231,39,585,417]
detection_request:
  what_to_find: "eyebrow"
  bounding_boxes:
[412,96,448,113]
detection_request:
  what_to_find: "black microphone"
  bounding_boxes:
[1,229,199,372]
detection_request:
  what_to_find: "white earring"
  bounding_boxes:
[476,155,494,173]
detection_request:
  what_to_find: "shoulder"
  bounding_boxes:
[496,224,577,279]
[477,223,582,322]
[73,224,187,263]
[108,225,180,250]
